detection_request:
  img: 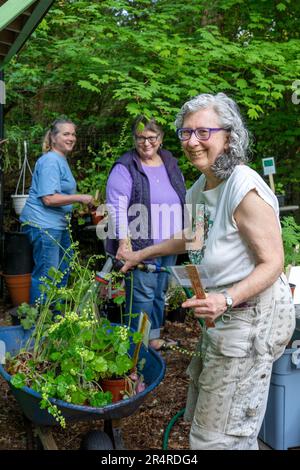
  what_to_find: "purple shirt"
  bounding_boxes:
[106,163,183,244]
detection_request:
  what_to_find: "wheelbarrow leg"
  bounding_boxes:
[23,415,35,450]
[104,419,125,450]
[35,426,58,450]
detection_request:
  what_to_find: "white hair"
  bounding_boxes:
[175,93,250,179]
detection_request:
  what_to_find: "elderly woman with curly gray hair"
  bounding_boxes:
[117,92,295,450]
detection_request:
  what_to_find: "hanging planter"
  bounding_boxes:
[11,141,32,216]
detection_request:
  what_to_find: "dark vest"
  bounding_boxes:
[106,148,186,256]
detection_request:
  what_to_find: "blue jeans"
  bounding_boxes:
[21,225,73,304]
[124,255,176,340]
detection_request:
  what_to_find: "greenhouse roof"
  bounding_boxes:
[0,0,56,70]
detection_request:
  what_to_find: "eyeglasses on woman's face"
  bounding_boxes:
[176,127,226,142]
[135,134,160,145]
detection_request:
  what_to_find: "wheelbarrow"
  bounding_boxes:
[0,325,166,450]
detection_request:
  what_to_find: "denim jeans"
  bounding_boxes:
[124,255,177,340]
[21,225,73,304]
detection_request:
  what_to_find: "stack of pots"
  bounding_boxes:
[2,232,33,306]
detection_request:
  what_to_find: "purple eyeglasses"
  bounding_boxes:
[176,127,226,141]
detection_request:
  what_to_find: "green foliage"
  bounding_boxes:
[3,0,300,199]
[281,216,300,268]
[166,285,187,311]
[75,120,130,203]
[6,226,143,427]
[275,182,286,196]
[16,303,39,330]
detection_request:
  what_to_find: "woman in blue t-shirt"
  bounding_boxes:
[20,118,95,304]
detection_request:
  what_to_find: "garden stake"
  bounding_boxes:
[131,312,150,372]
[185,264,215,328]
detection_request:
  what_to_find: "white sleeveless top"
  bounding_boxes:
[186,165,279,288]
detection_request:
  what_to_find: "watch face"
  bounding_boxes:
[226,296,233,307]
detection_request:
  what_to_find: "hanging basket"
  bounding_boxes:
[11,141,32,216]
[11,194,29,215]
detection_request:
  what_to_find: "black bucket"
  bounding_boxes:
[3,232,33,275]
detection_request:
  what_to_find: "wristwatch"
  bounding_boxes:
[222,290,233,311]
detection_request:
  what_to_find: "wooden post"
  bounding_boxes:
[269,174,276,193]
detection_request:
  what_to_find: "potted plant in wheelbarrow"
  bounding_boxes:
[0,233,164,441]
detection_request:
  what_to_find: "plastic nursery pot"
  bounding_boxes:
[289,283,296,298]
[167,307,186,323]
[276,194,285,207]
[4,232,33,275]
[7,306,22,326]
[101,378,126,403]
[3,273,31,306]
[11,194,29,216]
[101,300,123,324]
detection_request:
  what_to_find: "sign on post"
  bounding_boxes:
[262,157,276,193]
[262,157,276,175]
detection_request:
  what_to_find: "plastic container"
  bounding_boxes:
[3,232,33,275]
[11,194,28,216]
[101,378,126,403]
[259,330,300,450]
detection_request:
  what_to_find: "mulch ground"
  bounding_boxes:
[0,299,200,450]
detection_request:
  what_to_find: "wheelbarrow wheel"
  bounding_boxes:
[81,430,114,450]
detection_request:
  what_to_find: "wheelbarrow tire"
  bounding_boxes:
[81,430,114,450]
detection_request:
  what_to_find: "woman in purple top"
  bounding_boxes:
[106,116,186,350]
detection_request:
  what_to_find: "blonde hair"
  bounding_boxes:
[42,118,76,153]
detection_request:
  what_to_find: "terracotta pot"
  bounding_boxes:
[101,377,126,403]
[91,211,104,225]
[3,273,31,306]
[289,283,296,298]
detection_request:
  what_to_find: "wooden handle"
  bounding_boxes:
[185,264,215,328]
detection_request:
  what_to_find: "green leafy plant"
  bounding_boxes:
[76,120,130,206]
[275,182,286,196]
[6,227,144,427]
[281,216,300,269]
[166,285,187,312]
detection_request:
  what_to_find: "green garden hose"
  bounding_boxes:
[162,408,186,450]
[183,287,205,328]
[162,287,204,450]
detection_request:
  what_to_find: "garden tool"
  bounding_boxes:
[95,255,168,284]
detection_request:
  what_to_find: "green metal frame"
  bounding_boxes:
[0,0,56,70]
[0,0,37,30]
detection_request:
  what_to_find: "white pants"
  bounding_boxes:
[184,274,295,450]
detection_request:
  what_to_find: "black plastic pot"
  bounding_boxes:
[167,307,186,323]
[3,232,33,275]
[8,306,22,325]
[101,300,123,324]
[276,194,285,207]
